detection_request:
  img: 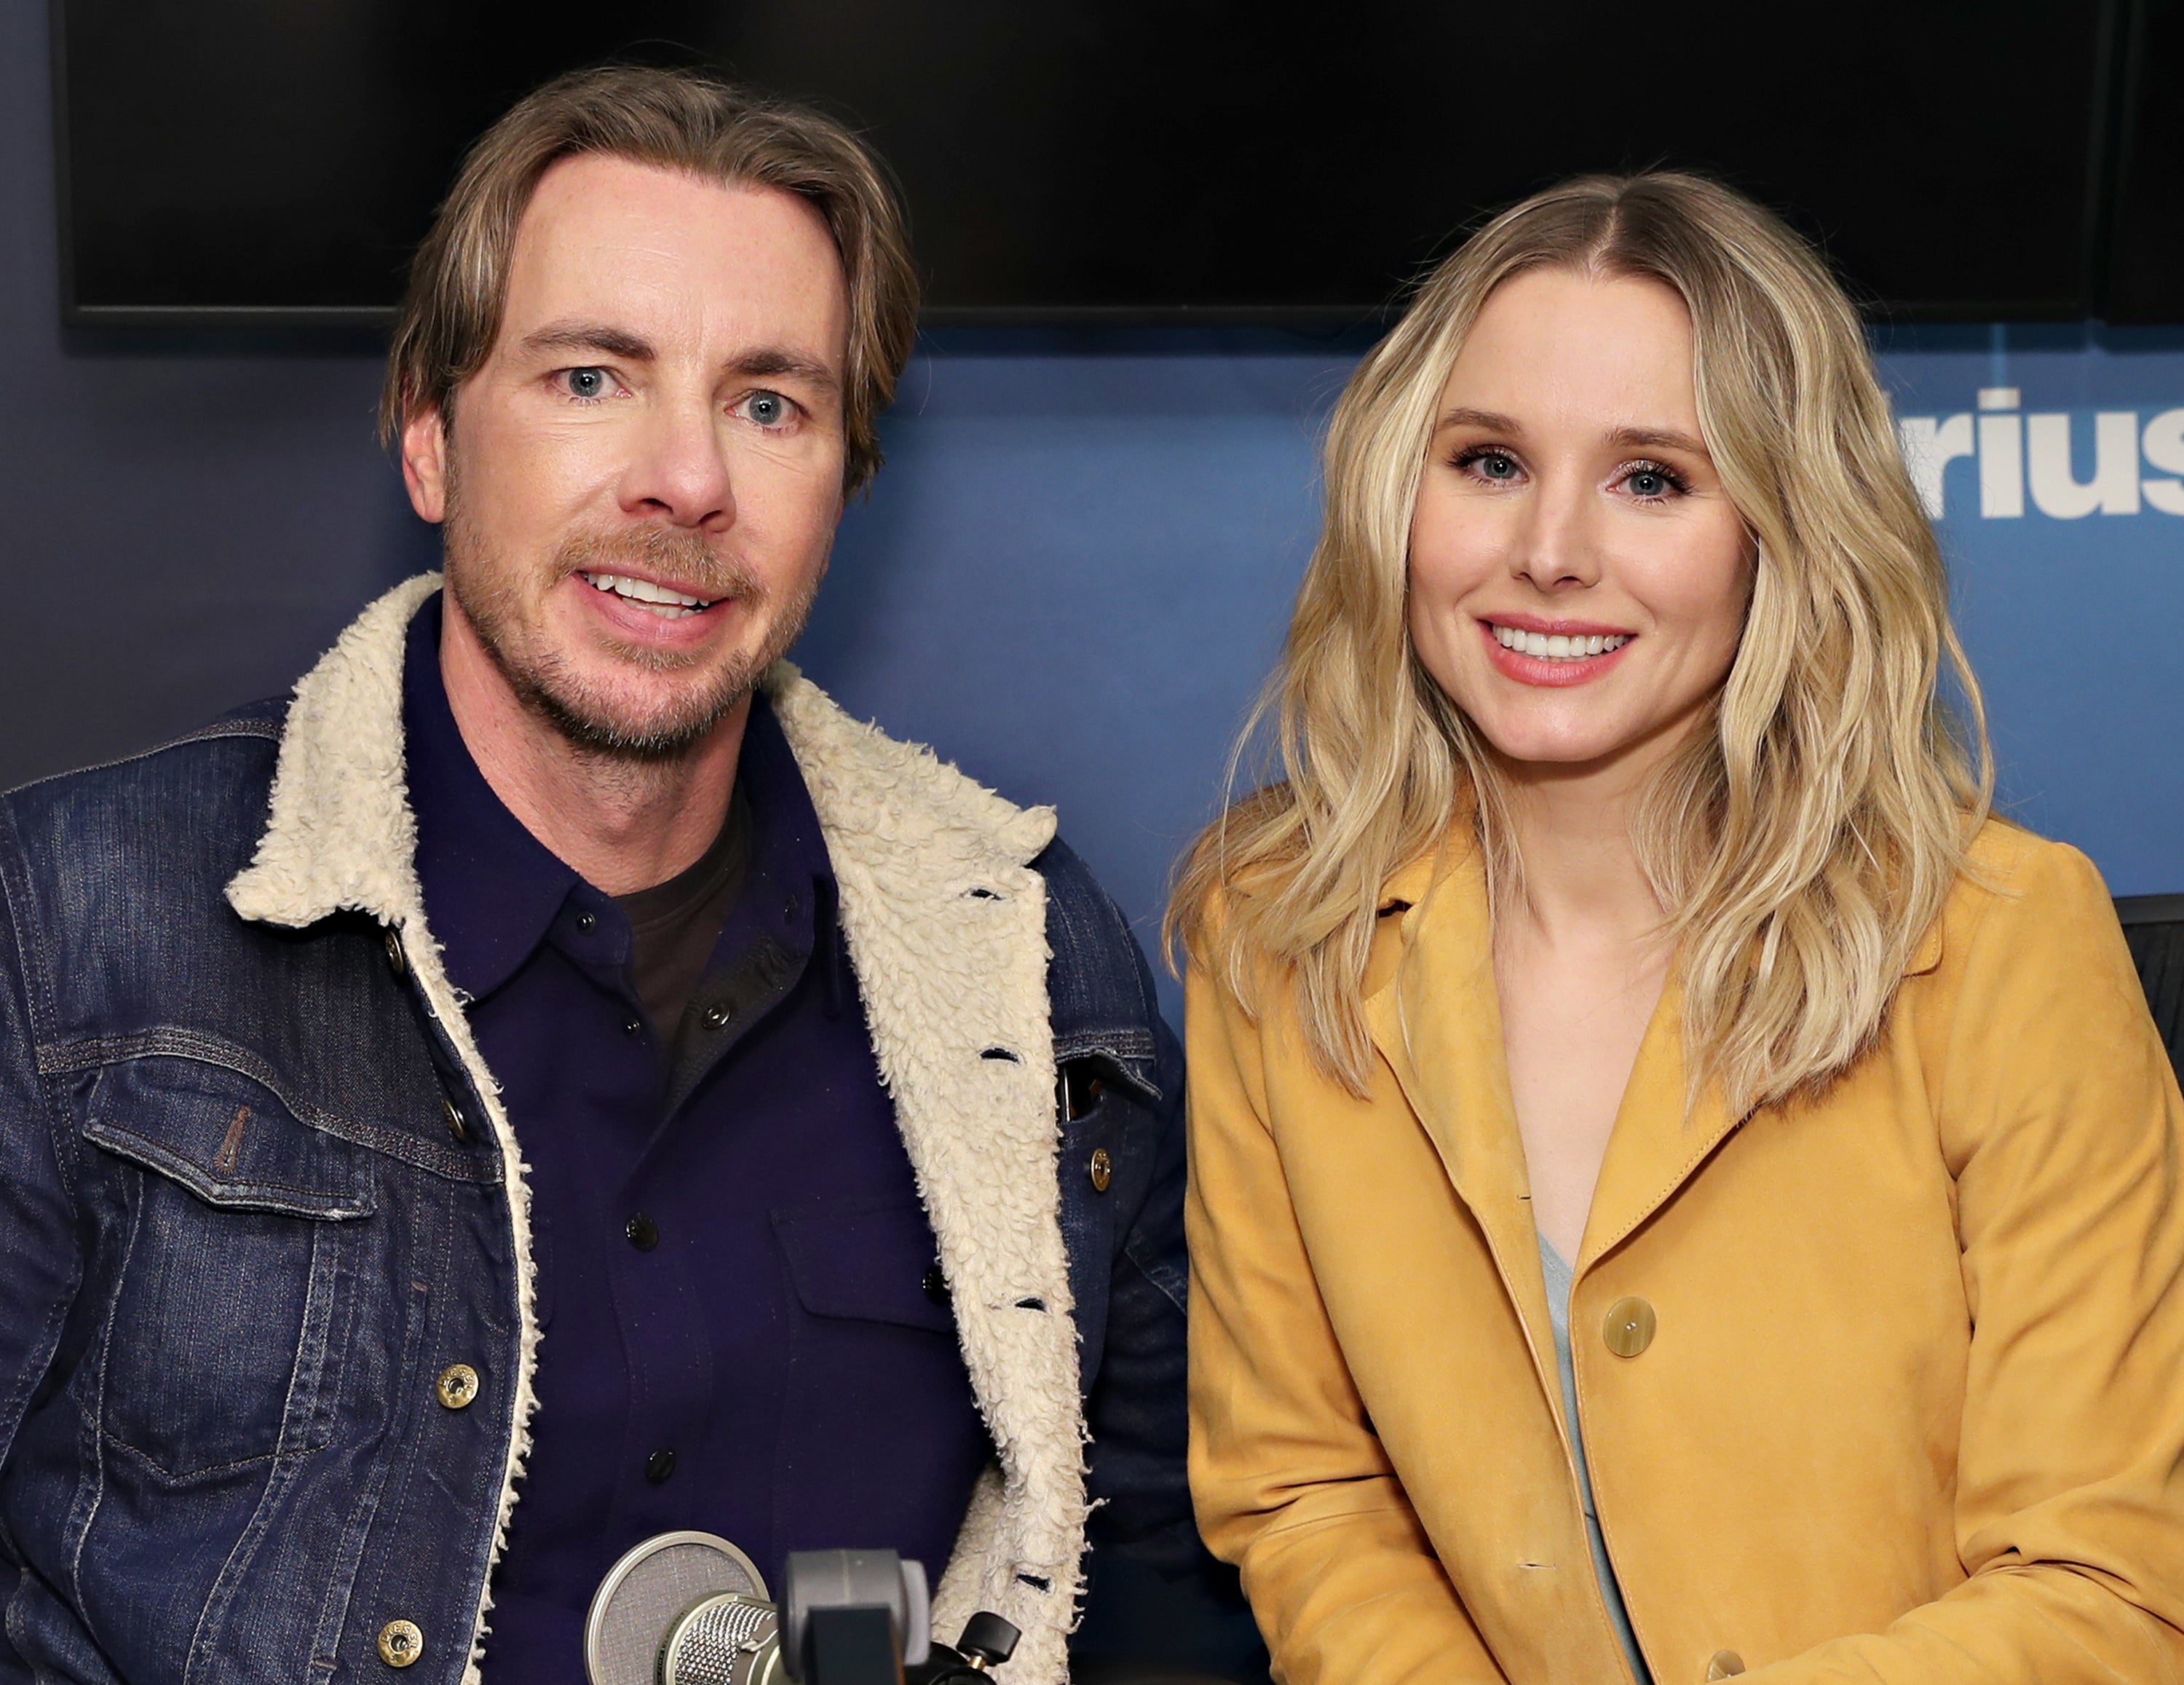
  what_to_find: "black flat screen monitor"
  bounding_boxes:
[53,0,2175,326]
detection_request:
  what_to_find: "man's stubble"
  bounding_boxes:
[441,478,824,765]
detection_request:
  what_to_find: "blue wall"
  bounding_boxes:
[4,2,2178,1035]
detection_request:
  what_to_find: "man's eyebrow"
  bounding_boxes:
[728,347,842,389]
[1610,424,1709,455]
[518,323,657,362]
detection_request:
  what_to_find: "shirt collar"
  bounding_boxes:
[403,593,581,1005]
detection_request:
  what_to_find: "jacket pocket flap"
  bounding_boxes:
[86,1056,373,1220]
[774,1196,954,1334]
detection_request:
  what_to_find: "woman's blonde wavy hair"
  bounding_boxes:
[1169,171,1992,1115]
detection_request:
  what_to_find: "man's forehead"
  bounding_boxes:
[497,154,849,369]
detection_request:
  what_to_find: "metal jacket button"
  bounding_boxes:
[377,1619,423,1668]
[1603,1297,1657,1357]
[383,928,407,979]
[443,1099,467,1141]
[1088,1148,1113,1193]
[1707,1651,1746,1678]
[436,1363,479,1410]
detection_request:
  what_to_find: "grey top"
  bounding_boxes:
[1538,1234,1655,1685]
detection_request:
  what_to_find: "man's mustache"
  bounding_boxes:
[552,526,764,605]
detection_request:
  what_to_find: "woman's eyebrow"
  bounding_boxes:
[1610,423,1708,454]
[1438,406,1522,433]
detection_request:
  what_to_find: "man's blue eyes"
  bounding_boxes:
[557,372,791,427]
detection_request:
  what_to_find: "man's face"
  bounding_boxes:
[402,153,852,758]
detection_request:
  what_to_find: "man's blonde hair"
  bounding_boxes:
[1171,172,1991,1116]
[381,65,919,494]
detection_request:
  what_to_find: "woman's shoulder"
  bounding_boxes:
[1931,816,2123,975]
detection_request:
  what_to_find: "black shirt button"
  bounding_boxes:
[576,911,597,934]
[703,1003,731,1030]
[625,1213,660,1252]
[645,1448,676,1485]
[783,893,799,924]
[922,1265,950,1307]
[622,1017,643,1037]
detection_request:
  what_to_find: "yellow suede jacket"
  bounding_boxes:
[1186,821,2184,1685]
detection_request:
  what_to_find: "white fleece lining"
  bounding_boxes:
[225,577,1086,1685]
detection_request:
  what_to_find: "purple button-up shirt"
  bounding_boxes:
[401,597,990,1682]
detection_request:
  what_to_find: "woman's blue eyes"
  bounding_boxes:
[1452,447,1685,500]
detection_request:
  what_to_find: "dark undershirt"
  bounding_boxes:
[614,781,753,1057]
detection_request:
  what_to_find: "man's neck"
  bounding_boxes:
[438,620,745,898]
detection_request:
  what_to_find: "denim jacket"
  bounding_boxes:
[0,577,1188,1685]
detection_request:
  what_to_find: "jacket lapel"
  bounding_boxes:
[1575,976,1742,1269]
[765,666,1083,1681]
[224,573,540,1685]
[1364,849,1564,1413]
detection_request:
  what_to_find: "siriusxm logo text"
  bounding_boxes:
[1896,387,2184,521]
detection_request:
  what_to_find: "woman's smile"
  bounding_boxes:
[1478,614,1634,686]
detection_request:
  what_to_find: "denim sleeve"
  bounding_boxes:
[1076,971,1268,1683]
[1082,997,1194,1562]
[0,833,85,1480]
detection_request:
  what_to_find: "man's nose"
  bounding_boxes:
[1511,479,1602,593]
[619,392,735,530]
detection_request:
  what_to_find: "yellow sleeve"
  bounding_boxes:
[1749,840,2184,1683]
[1185,958,1511,1685]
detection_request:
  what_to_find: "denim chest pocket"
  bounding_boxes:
[83,1056,375,1481]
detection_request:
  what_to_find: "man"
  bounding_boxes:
[0,68,1194,1683]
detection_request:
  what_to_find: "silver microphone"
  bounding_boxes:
[585,1533,932,1685]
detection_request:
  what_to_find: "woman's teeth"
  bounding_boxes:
[1492,623,1629,660]
[580,572,712,620]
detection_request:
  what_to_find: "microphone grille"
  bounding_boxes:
[586,1531,769,1685]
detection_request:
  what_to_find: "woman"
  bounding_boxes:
[1171,173,2184,1685]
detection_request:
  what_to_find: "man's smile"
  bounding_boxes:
[577,569,721,620]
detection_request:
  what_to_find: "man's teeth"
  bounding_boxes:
[1492,623,1630,660]
[580,572,713,619]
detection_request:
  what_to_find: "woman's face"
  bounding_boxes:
[1407,267,1753,780]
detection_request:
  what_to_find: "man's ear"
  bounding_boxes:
[401,404,451,524]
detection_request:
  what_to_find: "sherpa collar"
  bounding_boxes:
[227,576,1083,1685]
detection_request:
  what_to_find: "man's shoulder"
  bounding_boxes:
[2,700,288,883]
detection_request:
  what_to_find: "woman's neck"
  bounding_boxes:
[1499,751,1666,948]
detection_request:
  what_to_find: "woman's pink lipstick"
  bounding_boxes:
[1477,615,1635,688]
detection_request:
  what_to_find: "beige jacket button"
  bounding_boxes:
[436,1363,480,1410]
[377,1619,424,1668]
[1706,1649,1746,1678]
[1603,1297,1657,1357]
[1088,1148,1113,1193]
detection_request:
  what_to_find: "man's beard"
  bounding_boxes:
[444,513,820,764]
